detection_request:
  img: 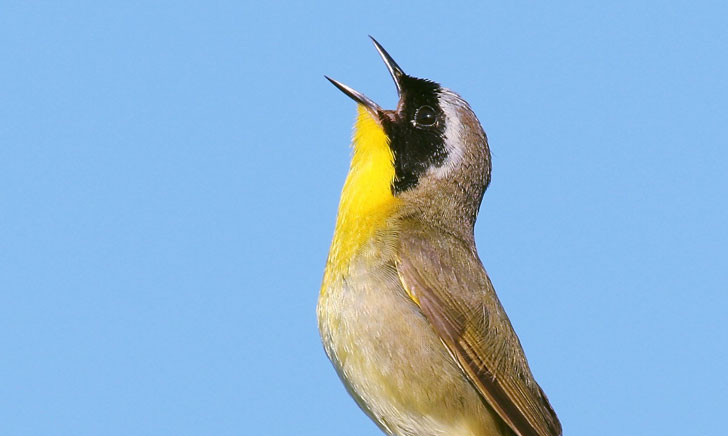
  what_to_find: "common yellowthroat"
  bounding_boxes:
[317,37,561,436]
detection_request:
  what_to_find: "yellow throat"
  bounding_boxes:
[325,106,399,280]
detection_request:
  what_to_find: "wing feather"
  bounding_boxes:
[397,227,561,436]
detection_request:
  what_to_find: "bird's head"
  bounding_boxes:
[328,37,491,230]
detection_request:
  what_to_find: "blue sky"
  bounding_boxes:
[1,1,727,435]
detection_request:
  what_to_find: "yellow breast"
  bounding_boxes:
[323,106,400,285]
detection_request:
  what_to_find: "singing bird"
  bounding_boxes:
[317,37,561,436]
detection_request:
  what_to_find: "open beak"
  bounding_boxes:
[325,36,405,117]
[324,76,381,116]
[369,36,404,95]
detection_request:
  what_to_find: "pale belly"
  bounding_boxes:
[317,262,508,436]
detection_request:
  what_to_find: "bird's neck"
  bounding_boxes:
[326,107,400,277]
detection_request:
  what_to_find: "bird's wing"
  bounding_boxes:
[396,226,562,436]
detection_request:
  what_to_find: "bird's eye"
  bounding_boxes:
[414,105,437,127]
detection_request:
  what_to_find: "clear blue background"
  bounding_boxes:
[1,1,726,435]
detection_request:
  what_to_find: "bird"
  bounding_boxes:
[317,37,562,436]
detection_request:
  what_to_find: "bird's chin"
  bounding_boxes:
[377,109,398,124]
